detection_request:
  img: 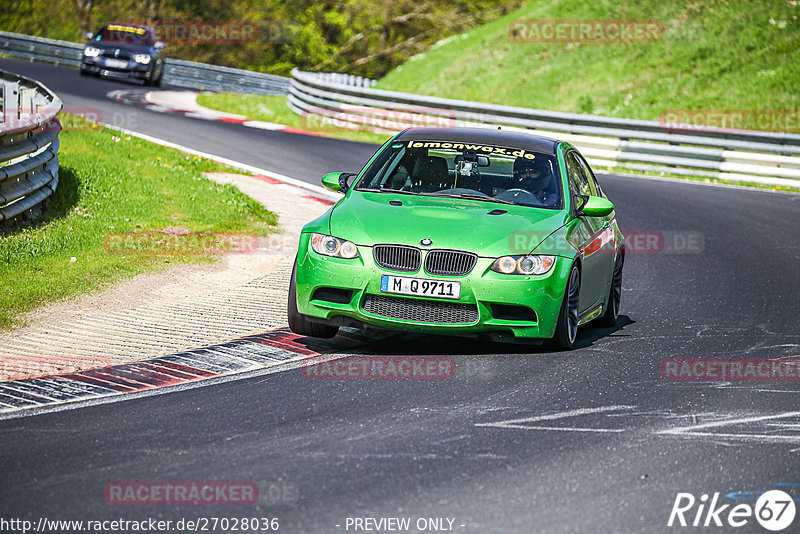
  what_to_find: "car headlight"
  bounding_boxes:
[492,255,555,275]
[83,46,101,57]
[310,233,359,259]
[133,54,151,64]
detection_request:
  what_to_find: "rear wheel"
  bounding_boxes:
[597,251,624,327]
[288,262,339,339]
[551,263,580,350]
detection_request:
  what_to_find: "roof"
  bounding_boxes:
[395,127,560,155]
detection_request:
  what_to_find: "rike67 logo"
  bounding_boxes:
[668,490,796,531]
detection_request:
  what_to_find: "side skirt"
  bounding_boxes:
[578,305,604,326]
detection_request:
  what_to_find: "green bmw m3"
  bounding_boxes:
[288,127,624,349]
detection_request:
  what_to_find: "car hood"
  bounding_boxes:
[329,191,568,257]
[87,41,153,54]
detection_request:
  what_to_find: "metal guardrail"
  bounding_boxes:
[0,70,62,222]
[3,31,797,186]
[289,69,800,187]
[0,31,290,95]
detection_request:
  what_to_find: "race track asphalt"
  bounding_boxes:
[1,58,799,533]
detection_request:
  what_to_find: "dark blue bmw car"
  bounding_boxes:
[80,23,166,87]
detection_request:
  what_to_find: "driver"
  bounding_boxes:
[513,158,557,206]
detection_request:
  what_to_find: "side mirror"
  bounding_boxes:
[322,172,356,193]
[154,41,165,50]
[85,32,94,40]
[576,195,614,217]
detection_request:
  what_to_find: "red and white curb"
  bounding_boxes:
[0,327,383,418]
[108,89,322,137]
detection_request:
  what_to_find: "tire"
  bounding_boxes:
[152,65,163,88]
[144,68,156,87]
[287,262,339,339]
[79,68,88,77]
[551,263,581,350]
[596,251,624,327]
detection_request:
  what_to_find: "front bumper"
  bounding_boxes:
[294,234,572,341]
[81,57,152,81]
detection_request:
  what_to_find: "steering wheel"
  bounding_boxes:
[495,188,547,206]
[502,188,529,196]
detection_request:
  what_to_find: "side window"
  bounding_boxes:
[564,152,593,197]
[575,153,602,197]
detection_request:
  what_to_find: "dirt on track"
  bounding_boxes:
[0,172,331,381]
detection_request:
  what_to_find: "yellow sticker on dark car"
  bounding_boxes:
[406,140,536,159]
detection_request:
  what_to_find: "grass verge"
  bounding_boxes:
[375,0,799,123]
[0,116,277,330]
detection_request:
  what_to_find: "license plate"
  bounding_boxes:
[104,58,128,69]
[380,275,461,300]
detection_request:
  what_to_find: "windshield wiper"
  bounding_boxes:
[425,192,515,205]
[357,187,420,195]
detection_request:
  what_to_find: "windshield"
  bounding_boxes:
[356,139,562,209]
[96,24,153,45]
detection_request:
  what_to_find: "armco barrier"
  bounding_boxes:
[0,31,289,95]
[3,30,798,186]
[0,70,62,222]
[288,69,800,187]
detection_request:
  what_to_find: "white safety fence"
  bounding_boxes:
[289,69,800,187]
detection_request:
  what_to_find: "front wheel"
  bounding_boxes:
[288,262,339,339]
[144,68,157,87]
[550,263,580,350]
